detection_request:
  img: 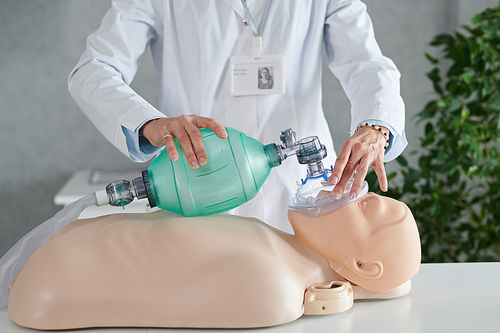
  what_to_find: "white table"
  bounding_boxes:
[1,263,499,332]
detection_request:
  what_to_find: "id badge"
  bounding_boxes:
[230,55,285,96]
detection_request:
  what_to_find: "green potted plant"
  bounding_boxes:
[367,3,500,262]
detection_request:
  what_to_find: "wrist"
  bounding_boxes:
[355,122,390,149]
[139,119,157,138]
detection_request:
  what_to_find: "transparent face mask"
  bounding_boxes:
[288,177,368,218]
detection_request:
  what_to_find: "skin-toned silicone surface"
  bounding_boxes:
[289,192,421,293]
[8,193,419,329]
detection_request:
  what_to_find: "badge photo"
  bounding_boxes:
[230,55,285,96]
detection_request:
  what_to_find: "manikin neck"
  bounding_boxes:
[277,230,345,282]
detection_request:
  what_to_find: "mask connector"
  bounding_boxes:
[274,129,328,184]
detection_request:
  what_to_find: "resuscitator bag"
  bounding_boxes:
[0,193,97,309]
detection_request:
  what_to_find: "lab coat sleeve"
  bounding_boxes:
[324,0,407,162]
[68,0,165,162]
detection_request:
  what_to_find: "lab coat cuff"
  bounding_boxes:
[122,125,163,163]
[383,129,407,162]
[119,104,164,133]
[119,105,166,162]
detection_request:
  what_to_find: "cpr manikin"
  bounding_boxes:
[7,182,421,330]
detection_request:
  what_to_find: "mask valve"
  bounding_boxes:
[275,129,330,185]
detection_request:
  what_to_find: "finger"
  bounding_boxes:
[194,116,228,139]
[372,156,388,192]
[349,157,370,199]
[163,134,178,162]
[332,160,358,199]
[174,128,200,170]
[329,139,353,185]
[184,122,209,166]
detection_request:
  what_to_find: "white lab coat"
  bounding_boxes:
[68,0,406,233]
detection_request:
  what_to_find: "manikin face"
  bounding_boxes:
[288,193,421,293]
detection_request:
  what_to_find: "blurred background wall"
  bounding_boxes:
[0,0,498,257]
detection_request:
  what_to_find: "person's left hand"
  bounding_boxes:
[327,125,389,199]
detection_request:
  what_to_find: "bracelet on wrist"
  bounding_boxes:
[355,122,390,149]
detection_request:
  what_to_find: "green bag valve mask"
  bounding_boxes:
[97,127,330,217]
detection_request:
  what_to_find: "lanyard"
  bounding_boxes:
[241,0,273,58]
[241,0,272,37]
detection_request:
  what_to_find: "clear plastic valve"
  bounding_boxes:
[105,180,135,209]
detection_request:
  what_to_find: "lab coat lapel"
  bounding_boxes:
[221,0,250,21]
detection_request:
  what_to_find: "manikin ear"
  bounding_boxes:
[349,259,384,280]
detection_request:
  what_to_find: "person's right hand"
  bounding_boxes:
[140,115,227,169]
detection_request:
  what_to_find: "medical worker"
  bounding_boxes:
[68,0,407,233]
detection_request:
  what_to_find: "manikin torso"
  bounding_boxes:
[8,209,412,330]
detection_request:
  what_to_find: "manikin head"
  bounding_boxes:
[288,192,421,293]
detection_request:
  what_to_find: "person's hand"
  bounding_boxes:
[140,115,227,169]
[328,125,389,199]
